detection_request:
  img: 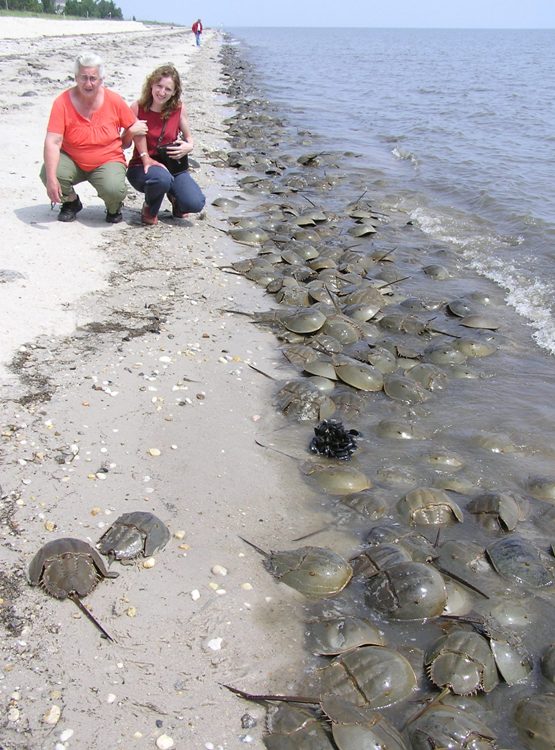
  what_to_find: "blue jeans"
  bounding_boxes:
[127,165,205,218]
[195,32,201,46]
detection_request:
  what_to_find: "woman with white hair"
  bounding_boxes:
[40,52,145,223]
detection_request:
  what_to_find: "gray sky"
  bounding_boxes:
[118,0,555,28]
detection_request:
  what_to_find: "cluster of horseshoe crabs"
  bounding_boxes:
[213,41,555,749]
[28,511,170,642]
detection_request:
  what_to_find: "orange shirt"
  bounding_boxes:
[47,88,136,171]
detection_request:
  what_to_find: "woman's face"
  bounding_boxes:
[76,66,102,97]
[151,76,176,106]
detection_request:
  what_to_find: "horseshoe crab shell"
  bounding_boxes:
[276,380,336,421]
[97,511,170,561]
[282,308,327,334]
[467,492,522,532]
[303,462,371,496]
[321,315,362,345]
[334,361,384,392]
[376,419,429,440]
[262,545,353,598]
[425,630,499,695]
[264,704,335,749]
[29,537,118,597]
[527,476,555,501]
[228,227,270,245]
[486,535,553,588]
[514,693,555,750]
[321,696,409,750]
[365,561,447,620]
[459,314,499,330]
[383,373,429,403]
[398,487,464,526]
[319,645,417,709]
[541,645,555,683]
[306,616,385,655]
[409,703,497,750]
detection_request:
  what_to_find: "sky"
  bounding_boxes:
[117,0,555,28]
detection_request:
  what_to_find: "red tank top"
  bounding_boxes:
[128,104,182,167]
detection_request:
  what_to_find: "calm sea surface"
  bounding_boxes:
[227,27,555,353]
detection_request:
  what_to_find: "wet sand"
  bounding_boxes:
[0,18,315,750]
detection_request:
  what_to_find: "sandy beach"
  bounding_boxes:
[0,17,318,750]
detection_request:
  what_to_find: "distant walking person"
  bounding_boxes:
[192,18,203,46]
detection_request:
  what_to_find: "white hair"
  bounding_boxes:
[74,52,105,81]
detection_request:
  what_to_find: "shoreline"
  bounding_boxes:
[0,18,314,749]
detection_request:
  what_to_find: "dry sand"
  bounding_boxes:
[0,17,330,750]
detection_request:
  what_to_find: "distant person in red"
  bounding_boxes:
[192,18,203,46]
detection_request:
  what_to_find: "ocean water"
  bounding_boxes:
[227,27,555,353]
[218,28,555,746]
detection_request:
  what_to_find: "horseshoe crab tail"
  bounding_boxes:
[374,247,397,262]
[69,593,114,642]
[401,686,451,730]
[435,565,490,599]
[376,275,411,289]
[291,524,332,542]
[238,536,269,558]
[221,683,319,705]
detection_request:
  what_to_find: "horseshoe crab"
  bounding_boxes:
[321,695,409,750]
[407,364,445,390]
[306,616,385,655]
[97,511,170,563]
[365,561,448,620]
[282,308,327,334]
[303,355,338,380]
[28,537,119,640]
[527,476,555,501]
[424,342,466,365]
[383,373,429,403]
[276,380,336,421]
[376,419,429,441]
[351,542,411,577]
[541,644,555,683]
[319,645,417,708]
[263,704,335,749]
[459,314,499,331]
[455,336,497,358]
[334,360,384,392]
[467,492,523,532]
[425,629,499,695]
[321,315,362,345]
[303,462,371,496]
[240,538,353,598]
[514,693,555,750]
[397,487,464,526]
[486,535,554,588]
[408,703,497,750]
[228,226,270,245]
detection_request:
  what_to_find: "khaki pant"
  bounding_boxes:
[40,152,127,213]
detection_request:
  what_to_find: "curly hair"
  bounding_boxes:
[138,64,182,119]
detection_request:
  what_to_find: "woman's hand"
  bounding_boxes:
[166,139,193,159]
[46,178,63,204]
[141,155,161,174]
[128,119,148,137]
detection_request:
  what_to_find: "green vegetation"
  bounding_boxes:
[0,1,123,19]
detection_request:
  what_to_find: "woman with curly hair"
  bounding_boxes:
[125,64,205,225]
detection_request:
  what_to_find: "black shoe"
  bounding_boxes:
[106,207,123,224]
[58,196,83,222]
